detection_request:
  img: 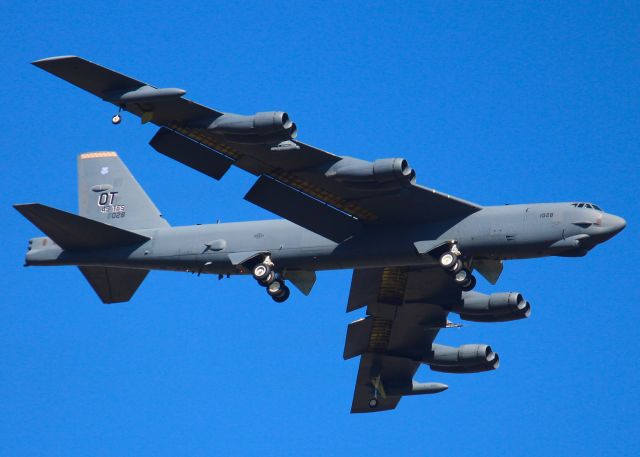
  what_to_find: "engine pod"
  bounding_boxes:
[424,343,500,373]
[324,156,416,188]
[204,111,297,144]
[453,291,531,322]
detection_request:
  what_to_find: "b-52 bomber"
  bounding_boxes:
[16,56,626,413]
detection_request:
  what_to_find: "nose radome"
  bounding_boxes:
[613,215,626,233]
[605,214,626,236]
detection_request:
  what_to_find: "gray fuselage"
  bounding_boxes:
[25,202,626,275]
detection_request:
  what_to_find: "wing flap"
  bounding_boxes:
[346,268,384,312]
[244,176,362,242]
[343,317,374,360]
[149,127,234,180]
[347,267,413,312]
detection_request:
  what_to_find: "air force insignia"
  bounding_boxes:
[100,166,109,175]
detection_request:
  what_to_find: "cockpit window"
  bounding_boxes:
[570,202,603,211]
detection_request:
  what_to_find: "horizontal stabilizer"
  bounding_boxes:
[149,127,234,180]
[79,266,148,304]
[245,176,362,242]
[14,203,149,250]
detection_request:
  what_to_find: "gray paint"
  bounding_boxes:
[16,152,625,415]
[21,55,628,414]
[22,200,625,273]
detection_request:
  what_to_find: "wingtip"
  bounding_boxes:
[31,55,80,66]
[13,202,39,208]
[13,203,39,215]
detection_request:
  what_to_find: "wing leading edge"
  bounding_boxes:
[34,55,482,242]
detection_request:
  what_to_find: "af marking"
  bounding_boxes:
[98,191,126,218]
[98,191,118,206]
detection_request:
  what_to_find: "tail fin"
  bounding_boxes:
[14,203,151,303]
[78,151,169,229]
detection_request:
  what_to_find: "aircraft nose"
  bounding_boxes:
[600,213,626,238]
[607,214,626,234]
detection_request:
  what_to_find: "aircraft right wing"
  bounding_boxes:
[344,266,459,413]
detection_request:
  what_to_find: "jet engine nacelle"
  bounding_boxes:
[453,291,531,322]
[325,157,416,188]
[424,343,500,374]
[206,111,297,143]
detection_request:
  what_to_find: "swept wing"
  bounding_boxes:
[344,266,459,413]
[34,56,482,242]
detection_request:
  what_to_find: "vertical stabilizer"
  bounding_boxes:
[77,151,169,229]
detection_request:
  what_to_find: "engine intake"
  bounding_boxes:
[325,157,416,188]
[424,343,500,374]
[206,111,297,143]
[453,291,531,322]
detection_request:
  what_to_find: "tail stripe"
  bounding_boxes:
[80,151,118,159]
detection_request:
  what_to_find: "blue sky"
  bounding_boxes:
[1,1,639,455]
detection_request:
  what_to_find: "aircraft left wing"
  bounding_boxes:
[34,56,482,242]
[32,56,219,125]
[344,266,459,413]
